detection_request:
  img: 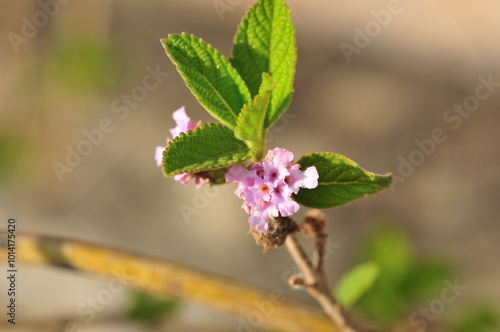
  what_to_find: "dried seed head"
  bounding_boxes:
[249,215,299,252]
[288,275,306,289]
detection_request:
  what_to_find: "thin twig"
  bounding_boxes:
[286,231,315,279]
[313,232,328,274]
[285,233,374,332]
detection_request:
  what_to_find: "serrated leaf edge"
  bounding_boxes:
[162,123,255,176]
[230,0,297,129]
[161,33,251,128]
[234,73,277,142]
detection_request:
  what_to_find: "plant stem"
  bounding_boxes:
[250,135,266,163]
[285,234,373,332]
[0,231,338,332]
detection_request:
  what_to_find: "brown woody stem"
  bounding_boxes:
[285,232,375,332]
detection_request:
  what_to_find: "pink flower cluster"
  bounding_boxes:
[155,106,209,189]
[225,148,318,233]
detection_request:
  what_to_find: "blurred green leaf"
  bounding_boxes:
[356,282,406,324]
[49,33,117,91]
[334,261,380,309]
[360,226,413,282]
[450,306,500,332]
[0,134,24,180]
[127,290,180,323]
[352,226,459,327]
[402,260,454,300]
[354,227,415,324]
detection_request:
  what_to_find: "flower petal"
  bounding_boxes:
[174,173,193,186]
[286,164,319,193]
[277,199,300,217]
[249,214,269,233]
[155,146,165,167]
[225,164,251,183]
[266,147,294,168]
[170,106,197,138]
[195,177,210,189]
[226,147,317,232]
[302,166,319,189]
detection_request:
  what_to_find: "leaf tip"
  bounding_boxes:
[378,172,393,188]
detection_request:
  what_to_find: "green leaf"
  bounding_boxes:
[293,152,392,209]
[334,262,380,309]
[231,0,296,128]
[355,226,415,324]
[162,123,254,176]
[402,260,454,299]
[162,33,251,128]
[127,290,179,323]
[0,134,23,180]
[451,306,500,332]
[49,32,117,92]
[234,73,276,143]
[360,227,413,283]
[354,226,456,325]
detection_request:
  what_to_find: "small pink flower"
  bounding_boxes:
[169,106,197,138]
[226,147,319,233]
[262,161,289,188]
[226,164,269,207]
[248,200,279,232]
[155,146,166,167]
[285,164,319,194]
[265,148,294,167]
[156,106,207,189]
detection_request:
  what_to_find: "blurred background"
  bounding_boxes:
[1,0,499,331]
